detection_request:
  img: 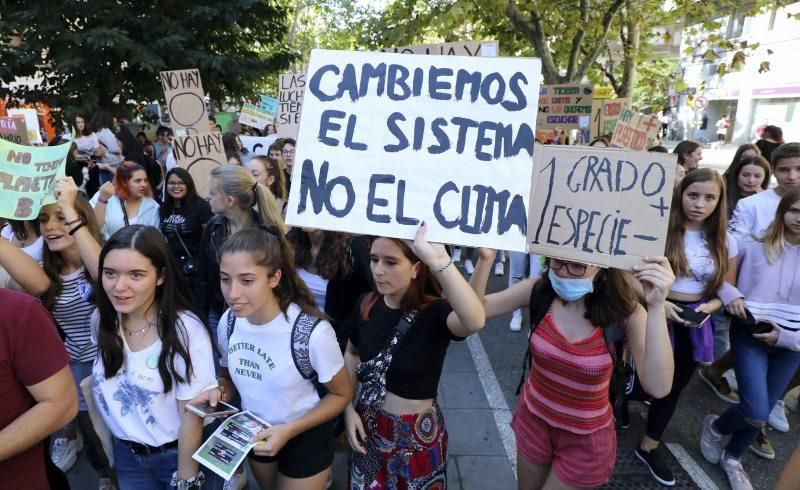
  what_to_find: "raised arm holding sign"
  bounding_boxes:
[285,49,542,253]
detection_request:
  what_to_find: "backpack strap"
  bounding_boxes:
[226,309,236,342]
[516,281,554,395]
[291,311,326,398]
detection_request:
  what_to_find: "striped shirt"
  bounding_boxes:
[523,310,613,434]
[51,267,97,362]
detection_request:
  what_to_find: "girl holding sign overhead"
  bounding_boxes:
[344,225,485,489]
[636,168,742,486]
[465,247,675,488]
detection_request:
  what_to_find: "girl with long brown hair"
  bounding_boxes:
[195,226,352,489]
[344,225,485,488]
[636,168,742,485]
[287,228,373,350]
[701,187,800,488]
[467,246,675,488]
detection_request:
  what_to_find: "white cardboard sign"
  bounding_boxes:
[239,135,278,156]
[285,49,542,252]
[527,145,677,269]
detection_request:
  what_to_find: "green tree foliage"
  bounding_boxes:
[0,0,298,123]
[347,0,775,99]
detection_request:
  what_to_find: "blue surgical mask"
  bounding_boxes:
[548,269,595,302]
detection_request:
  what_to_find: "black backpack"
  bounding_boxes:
[517,281,634,421]
[226,310,328,398]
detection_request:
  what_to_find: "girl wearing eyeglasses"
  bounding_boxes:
[465,248,675,489]
[160,168,212,287]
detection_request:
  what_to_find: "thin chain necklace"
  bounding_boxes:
[124,319,156,337]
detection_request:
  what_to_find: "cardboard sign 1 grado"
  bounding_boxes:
[527,145,677,269]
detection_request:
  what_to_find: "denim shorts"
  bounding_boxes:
[69,360,94,411]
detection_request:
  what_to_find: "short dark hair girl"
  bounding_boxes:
[95,225,202,392]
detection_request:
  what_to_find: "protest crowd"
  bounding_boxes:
[1,57,800,490]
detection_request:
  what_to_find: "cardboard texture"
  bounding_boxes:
[171,131,227,198]
[526,145,677,269]
[276,72,306,139]
[381,40,499,57]
[0,116,29,145]
[6,108,42,144]
[285,49,541,252]
[610,107,661,151]
[590,98,630,140]
[537,84,594,130]
[160,69,209,133]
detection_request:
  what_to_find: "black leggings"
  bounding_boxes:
[646,323,698,441]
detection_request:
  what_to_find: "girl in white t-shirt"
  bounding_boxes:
[197,226,351,489]
[91,224,217,489]
[636,168,742,485]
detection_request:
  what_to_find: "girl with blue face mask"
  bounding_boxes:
[456,250,676,489]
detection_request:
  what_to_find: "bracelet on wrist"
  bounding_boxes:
[171,470,205,489]
[431,258,454,274]
[68,222,86,236]
[98,197,109,205]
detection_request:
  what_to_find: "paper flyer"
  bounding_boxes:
[192,410,270,480]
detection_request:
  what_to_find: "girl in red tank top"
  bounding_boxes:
[454,250,676,489]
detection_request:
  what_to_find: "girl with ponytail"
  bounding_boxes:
[195,165,287,330]
[193,226,352,489]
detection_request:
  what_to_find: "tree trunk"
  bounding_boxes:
[618,5,639,98]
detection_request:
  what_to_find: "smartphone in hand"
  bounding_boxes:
[677,308,710,327]
[186,400,239,418]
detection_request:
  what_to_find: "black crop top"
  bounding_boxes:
[348,296,463,400]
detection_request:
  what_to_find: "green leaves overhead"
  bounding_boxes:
[0,0,299,125]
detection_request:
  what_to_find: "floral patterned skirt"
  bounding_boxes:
[350,403,448,490]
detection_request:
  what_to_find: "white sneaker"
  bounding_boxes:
[464,259,475,275]
[768,399,790,432]
[720,455,753,490]
[452,247,461,262]
[700,414,725,464]
[50,433,83,472]
[509,310,523,332]
[223,468,248,490]
[724,370,738,392]
[494,262,504,276]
